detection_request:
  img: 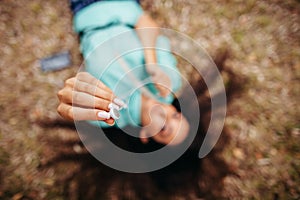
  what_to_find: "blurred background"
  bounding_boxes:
[0,0,299,199]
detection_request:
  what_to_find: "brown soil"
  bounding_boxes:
[0,0,299,199]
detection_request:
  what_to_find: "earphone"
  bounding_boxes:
[98,105,121,120]
[107,101,126,120]
[109,106,120,119]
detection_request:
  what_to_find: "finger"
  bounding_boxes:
[57,102,74,121]
[57,78,76,102]
[105,118,115,126]
[74,79,114,102]
[57,87,71,102]
[76,72,112,93]
[112,98,127,108]
[64,77,76,87]
[57,102,115,124]
[59,87,111,111]
[72,90,111,111]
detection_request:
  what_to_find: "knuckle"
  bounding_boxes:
[94,98,102,108]
[109,93,114,101]
[76,72,89,80]
[57,89,64,100]
[72,92,80,102]
[57,104,65,118]
[64,78,72,86]
[57,104,62,114]
[83,83,91,93]
[76,72,83,79]
[67,106,73,120]
[94,79,102,87]
[95,98,108,110]
[95,88,104,97]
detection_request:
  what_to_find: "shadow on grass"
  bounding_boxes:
[38,49,247,199]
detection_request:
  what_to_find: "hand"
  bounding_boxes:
[57,72,115,125]
[146,64,172,97]
[139,103,166,144]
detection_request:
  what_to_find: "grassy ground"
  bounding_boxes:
[0,0,299,199]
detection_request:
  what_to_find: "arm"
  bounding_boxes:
[135,14,159,64]
[135,14,172,97]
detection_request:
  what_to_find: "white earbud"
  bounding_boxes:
[109,107,120,119]
[98,99,127,120]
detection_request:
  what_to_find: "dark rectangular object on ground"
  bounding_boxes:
[40,51,72,71]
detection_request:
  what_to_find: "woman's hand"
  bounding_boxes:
[57,72,115,125]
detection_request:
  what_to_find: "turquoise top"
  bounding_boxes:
[74,1,182,128]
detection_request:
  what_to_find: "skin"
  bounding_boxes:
[57,72,116,125]
[140,96,190,145]
[135,14,172,97]
[57,14,189,145]
[57,73,189,145]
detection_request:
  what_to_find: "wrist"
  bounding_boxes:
[145,63,160,76]
[144,49,157,64]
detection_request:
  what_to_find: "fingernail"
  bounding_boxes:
[108,103,120,110]
[97,111,110,119]
[113,98,127,108]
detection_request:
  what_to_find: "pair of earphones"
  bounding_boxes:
[98,98,127,120]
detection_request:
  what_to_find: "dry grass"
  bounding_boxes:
[0,0,299,199]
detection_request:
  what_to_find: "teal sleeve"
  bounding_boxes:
[73,1,144,34]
